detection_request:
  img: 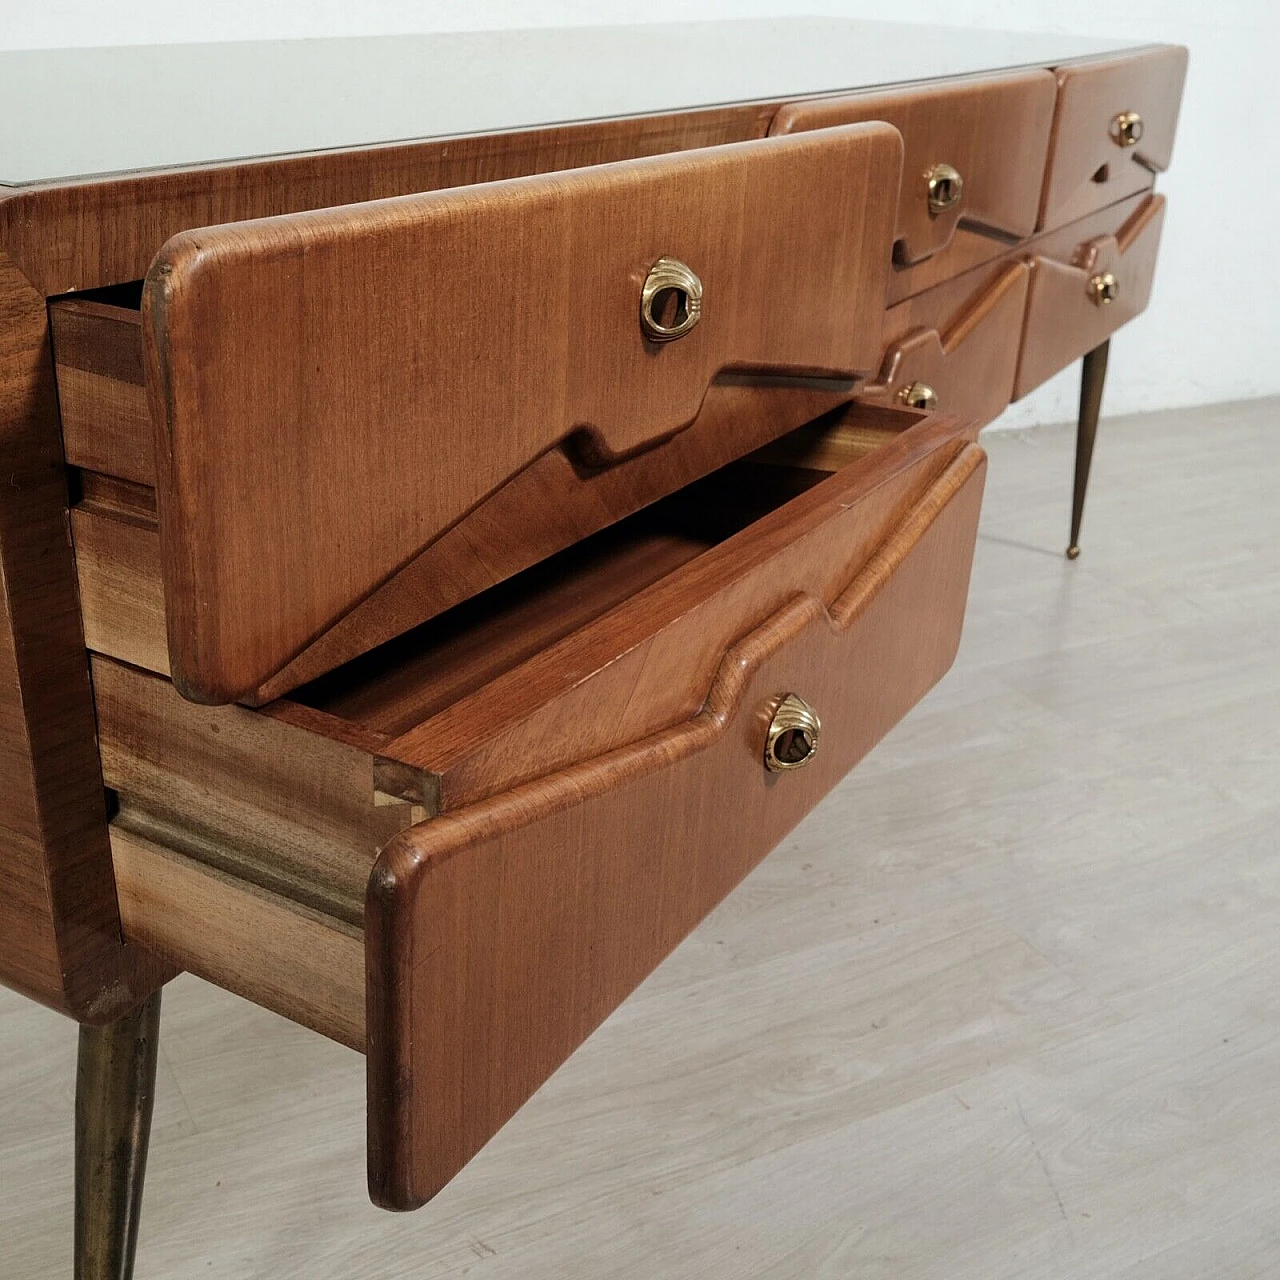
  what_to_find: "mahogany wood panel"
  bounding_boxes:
[1014,195,1165,399]
[110,825,365,1049]
[72,477,168,677]
[770,69,1056,266]
[9,103,827,1000]
[0,253,167,1019]
[1039,46,1186,231]
[858,260,1029,427]
[366,440,987,1208]
[90,413,982,1082]
[143,125,902,705]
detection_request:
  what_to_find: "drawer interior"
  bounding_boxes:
[289,455,830,738]
[97,402,939,1043]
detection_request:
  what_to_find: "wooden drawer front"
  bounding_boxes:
[770,70,1056,269]
[1014,195,1164,399]
[1039,46,1186,231]
[68,379,862,705]
[96,408,984,1206]
[368,431,985,1208]
[858,260,1029,428]
[117,123,901,707]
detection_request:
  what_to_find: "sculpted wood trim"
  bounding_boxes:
[366,440,987,1208]
[770,69,1057,266]
[1015,194,1165,398]
[142,125,903,704]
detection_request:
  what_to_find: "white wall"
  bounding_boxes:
[2,0,1275,427]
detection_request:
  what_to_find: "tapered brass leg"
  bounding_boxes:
[75,990,162,1280]
[1067,338,1110,559]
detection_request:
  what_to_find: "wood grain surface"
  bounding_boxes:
[859,260,1030,427]
[770,69,1056,266]
[89,412,967,884]
[48,297,152,485]
[110,825,365,1049]
[92,654,420,927]
[1039,45,1187,231]
[62,366,856,700]
[1014,195,1165,399]
[143,124,902,705]
[374,414,974,808]
[367,439,986,1208]
[0,254,167,1020]
[90,415,983,1091]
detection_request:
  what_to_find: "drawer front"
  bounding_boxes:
[66,378,858,705]
[1014,195,1165,399]
[139,124,901,706]
[771,70,1056,269]
[857,260,1029,428]
[1039,46,1187,231]
[365,431,987,1208]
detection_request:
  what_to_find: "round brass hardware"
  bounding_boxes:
[1088,271,1119,307]
[898,381,939,412]
[640,257,703,343]
[764,693,821,773]
[926,162,964,215]
[1110,111,1144,148]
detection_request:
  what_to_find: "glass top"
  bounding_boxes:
[0,19,1144,186]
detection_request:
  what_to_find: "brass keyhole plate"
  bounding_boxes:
[764,693,821,773]
[898,381,939,412]
[640,257,703,342]
[1110,111,1144,148]
[1088,271,1119,306]
[926,162,964,215]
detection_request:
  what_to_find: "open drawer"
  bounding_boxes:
[53,122,902,707]
[97,405,986,1208]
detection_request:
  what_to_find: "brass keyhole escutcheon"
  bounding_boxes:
[1110,111,1144,148]
[764,693,821,773]
[640,257,703,343]
[926,162,963,215]
[1088,271,1119,306]
[898,381,939,412]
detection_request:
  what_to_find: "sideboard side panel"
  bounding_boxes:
[0,247,163,1020]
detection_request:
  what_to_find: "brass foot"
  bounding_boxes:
[1066,544,1081,560]
[75,990,162,1280]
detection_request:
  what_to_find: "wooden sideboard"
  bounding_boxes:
[0,19,1185,1273]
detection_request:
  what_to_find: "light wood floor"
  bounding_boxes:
[4,396,1279,1279]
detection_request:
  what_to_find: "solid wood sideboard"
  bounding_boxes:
[0,19,1185,1274]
